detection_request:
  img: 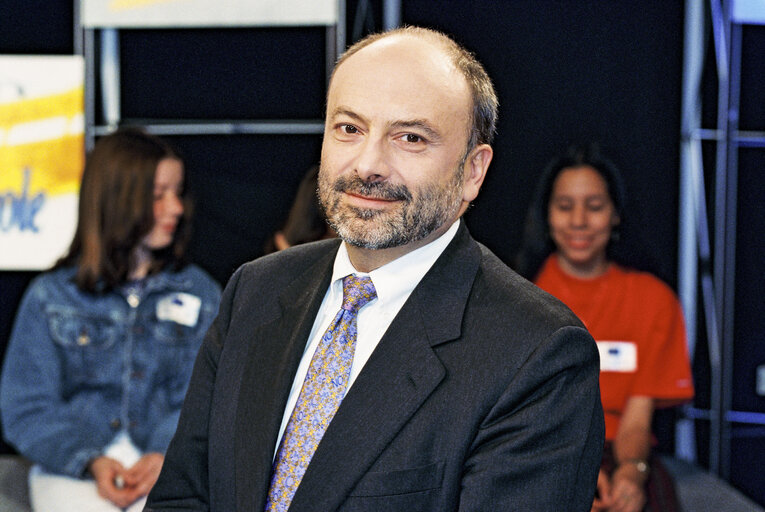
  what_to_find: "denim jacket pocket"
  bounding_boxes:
[149,316,206,397]
[151,319,205,345]
[47,305,121,384]
[150,291,211,345]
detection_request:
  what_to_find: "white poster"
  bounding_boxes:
[81,0,338,28]
[0,56,85,270]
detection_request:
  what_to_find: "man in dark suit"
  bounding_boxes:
[146,26,604,511]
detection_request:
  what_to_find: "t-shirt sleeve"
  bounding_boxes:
[631,279,695,405]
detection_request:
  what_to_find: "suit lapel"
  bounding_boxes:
[289,223,482,512]
[234,244,337,511]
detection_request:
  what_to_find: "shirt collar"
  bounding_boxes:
[330,220,461,306]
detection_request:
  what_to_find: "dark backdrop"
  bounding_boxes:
[1,0,763,505]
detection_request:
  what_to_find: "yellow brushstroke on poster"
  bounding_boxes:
[1,85,84,196]
[0,87,83,129]
[0,136,84,195]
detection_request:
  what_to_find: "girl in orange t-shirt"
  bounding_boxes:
[516,144,694,512]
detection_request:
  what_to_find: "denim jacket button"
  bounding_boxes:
[127,293,140,308]
[109,419,121,429]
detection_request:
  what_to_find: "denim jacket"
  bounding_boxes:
[0,264,221,478]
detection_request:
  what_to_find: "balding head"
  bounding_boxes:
[330,26,498,154]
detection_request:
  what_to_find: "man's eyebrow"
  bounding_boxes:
[328,107,365,124]
[389,119,441,141]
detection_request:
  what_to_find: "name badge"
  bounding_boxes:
[596,341,637,373]
[156,293,201,327]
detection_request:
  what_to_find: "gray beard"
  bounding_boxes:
[317,165,464,250]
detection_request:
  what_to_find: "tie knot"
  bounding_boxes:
[341,274,377,312]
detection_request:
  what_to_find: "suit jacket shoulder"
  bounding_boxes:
[473,240,587,345]
[220,238,341,329]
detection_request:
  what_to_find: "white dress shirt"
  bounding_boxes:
[273,220,460,455]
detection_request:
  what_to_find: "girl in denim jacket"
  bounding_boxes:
[1,128,221,511]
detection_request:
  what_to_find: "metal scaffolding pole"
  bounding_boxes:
[677,0,704,462]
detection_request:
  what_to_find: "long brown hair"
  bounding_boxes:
[57,128,191,292]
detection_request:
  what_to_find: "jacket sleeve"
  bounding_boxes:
[145,411,182,456]
[0,279,105,477]
[458,325,605,511]
[144,267,240,511]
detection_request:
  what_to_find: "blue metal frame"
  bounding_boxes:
[679,0,765,479]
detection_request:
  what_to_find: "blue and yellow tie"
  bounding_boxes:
[265,274,377,511]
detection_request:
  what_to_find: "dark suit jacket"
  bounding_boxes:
[146,223,604,511]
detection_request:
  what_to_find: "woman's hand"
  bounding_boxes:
[90,453,164,508]
[123,452,165,498]
[608,463,647,512]
[591,468,613,511]
[89,456,139,508]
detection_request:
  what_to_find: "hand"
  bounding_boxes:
[89,456,141,508]
[591,469,613,511]
[123,453,165,499]
[608,464,647,512]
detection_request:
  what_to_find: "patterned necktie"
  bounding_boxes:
[265,274,377,512]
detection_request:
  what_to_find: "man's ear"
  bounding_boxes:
[461,144,493,203]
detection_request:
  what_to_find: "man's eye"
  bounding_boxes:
[342,124,358,134]
[402,134,422,143]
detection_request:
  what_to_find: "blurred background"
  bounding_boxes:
[1,0,763,506]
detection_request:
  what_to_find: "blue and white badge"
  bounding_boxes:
[156,292,201,327]
[596,341,637,372]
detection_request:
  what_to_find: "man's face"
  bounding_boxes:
[318,35,475,250]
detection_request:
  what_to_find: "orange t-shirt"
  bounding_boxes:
[535,256,694,440]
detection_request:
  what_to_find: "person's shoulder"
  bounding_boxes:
[35,265,76,283]
[11,267,87,317]
[25,266,77,297]
[613,264,679,305]
[228,238,340,293]
[458,242,595,378]
[241,238,340,275]
[473,242,585,331]
[215,239,339,319]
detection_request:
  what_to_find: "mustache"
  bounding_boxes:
[333,175,412,202]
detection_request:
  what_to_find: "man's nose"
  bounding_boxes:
[355,136,390,182]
